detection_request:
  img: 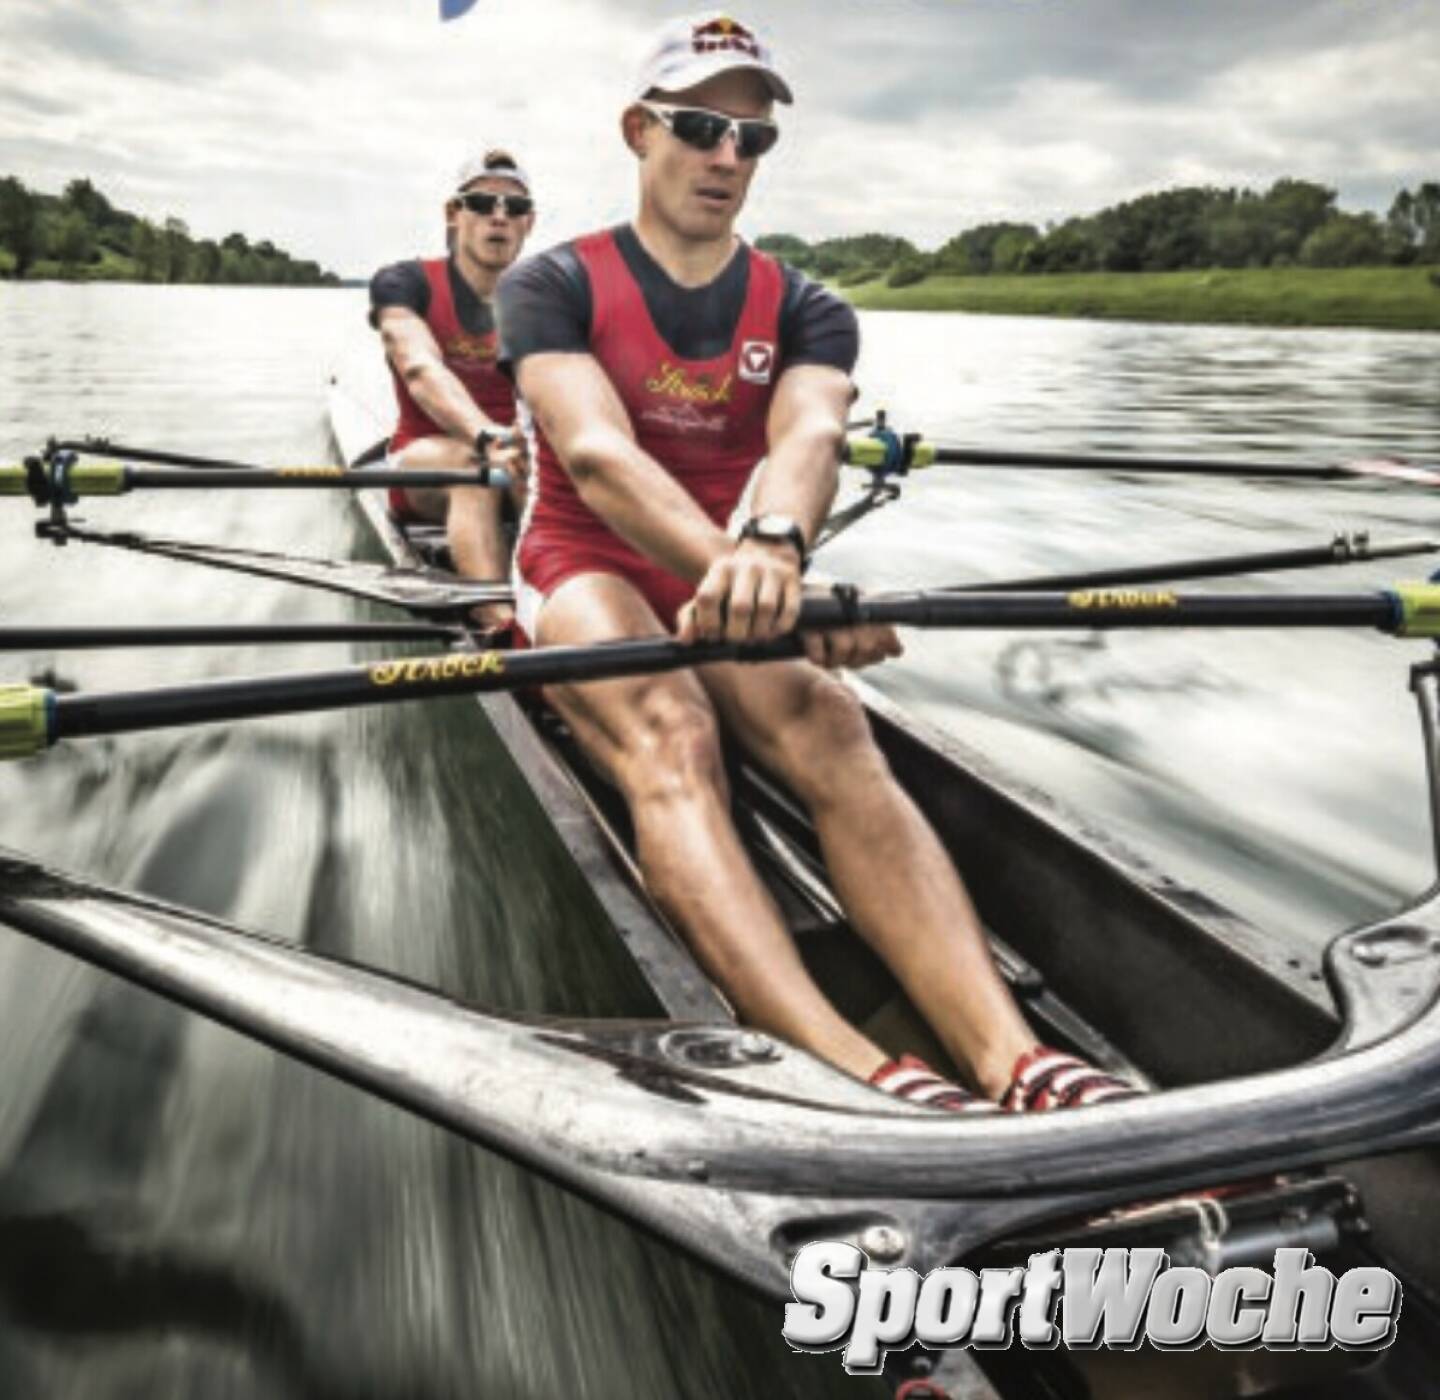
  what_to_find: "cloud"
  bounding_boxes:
[0,0,1435,273]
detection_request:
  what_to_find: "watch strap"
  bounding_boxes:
[739,515,809,570]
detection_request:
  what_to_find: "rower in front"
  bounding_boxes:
[497,13,1138,1113]
[369,149,535,633]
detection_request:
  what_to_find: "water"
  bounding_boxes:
[0,284,849,1400]
[1,282,1438,1396]
[837,312,1440,941]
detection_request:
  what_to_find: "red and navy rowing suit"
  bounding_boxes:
[369,256,517,519]
[497,226,858,633]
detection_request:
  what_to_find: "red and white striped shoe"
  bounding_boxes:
[1001,1045,1144,1113]
[870,1053,999,1115]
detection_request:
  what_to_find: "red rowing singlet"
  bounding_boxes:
[516,231,784,628]
[387,258,516,515]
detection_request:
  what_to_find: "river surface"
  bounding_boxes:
[0,282,1437,1398]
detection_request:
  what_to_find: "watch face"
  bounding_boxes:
[754,514,796,538]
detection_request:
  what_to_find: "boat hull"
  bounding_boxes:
[324,377,1440,1400]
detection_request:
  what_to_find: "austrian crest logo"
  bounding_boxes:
[738,340,776,384]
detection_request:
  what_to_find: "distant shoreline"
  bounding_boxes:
[0,175,340,288]
[0,249,340,287]
[0,256,360,288]
[836,265,1440,333]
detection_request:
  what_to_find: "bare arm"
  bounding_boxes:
[750,363,852,546]
[378,306,505,447]
[682,364,848,644]
[516,350,731,580]
[379,305,521,626]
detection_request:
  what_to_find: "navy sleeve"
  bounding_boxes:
[368,260,429,328]
[496,243,592,377]
[778,266,859,375]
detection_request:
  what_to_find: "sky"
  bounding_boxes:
[0,0,1436,278]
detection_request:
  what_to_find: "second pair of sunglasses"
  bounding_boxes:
[455,192,534,217]
[642,102,780,160]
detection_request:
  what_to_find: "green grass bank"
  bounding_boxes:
[839,265,1440,332]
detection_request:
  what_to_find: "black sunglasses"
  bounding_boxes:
[454,191,534,218]
[641,102,780,160]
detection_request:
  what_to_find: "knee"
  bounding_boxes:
[618,689,727,806]
[776,679,884,798]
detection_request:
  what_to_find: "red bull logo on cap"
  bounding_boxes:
[691,16,760,58]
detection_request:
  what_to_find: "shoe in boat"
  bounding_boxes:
[1002,1044,1144,1113]
[870,1053,999,1115]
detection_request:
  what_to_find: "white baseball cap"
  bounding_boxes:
[454,150,532,195]
[633,13,792,105]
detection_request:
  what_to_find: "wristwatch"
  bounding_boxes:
[739,513,808,567]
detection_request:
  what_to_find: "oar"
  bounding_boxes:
[844,435,1440,487]
[5,583,1438,760]
[1,458,512,502]
[946,533,1440,593]
[37,523,514,618]
[43,435,518,473]
[0,621,460,652]
[47,439,307,471]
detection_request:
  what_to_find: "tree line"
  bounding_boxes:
[760,179,1440,288]
[0,175,338,286]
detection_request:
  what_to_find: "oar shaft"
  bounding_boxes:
[5,585,1436,761]
[926,445,1342,478]
[48,435,517,473]
[0,622,458,652]
[121,466,512,491]
[848,589,1403,630]
[50,440,264,470]
[47,636,801,744]
[843,434,1434,483]
[959,536,1439,593]
[0,462,512,499]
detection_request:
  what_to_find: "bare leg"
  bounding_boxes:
[393,436,512,627]
[698,658,1034,1098]
[535,574,889,1079]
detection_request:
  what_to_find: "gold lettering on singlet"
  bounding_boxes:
[645,361,734,405]
[445,332,498,364]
